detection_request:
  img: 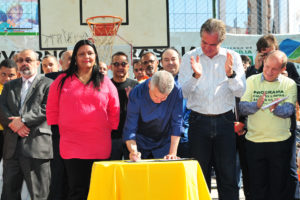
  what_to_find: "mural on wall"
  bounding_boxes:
[279,39,300,64]
[0,0,38,33]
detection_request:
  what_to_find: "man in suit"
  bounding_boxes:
[0,49,53,200]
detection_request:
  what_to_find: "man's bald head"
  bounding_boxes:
[263,50,287,82]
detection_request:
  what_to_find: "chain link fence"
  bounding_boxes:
[169,0,300,34]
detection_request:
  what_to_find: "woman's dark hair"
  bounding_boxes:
[58,39,103,91]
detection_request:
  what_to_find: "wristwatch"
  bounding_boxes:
[227,70,236,78]
[192,73,201,79]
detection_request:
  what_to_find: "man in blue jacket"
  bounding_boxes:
[123,71,183,161]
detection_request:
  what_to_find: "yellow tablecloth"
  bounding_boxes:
[88,160,211,200]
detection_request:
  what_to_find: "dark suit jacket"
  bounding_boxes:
[45,71,63,80]
[0,74,53,159]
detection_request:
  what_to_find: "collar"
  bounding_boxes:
[174,74,178,81]
[260,73,282,82]
[199,47,227,58]
[22,73,37,83]
[218,47,227,57]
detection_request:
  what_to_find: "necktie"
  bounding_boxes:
[20,80,30,107]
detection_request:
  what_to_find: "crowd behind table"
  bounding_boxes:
[0,18,299,200]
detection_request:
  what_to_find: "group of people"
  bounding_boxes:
[0,18,298,200]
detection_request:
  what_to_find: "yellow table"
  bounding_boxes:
[88,160,211,200]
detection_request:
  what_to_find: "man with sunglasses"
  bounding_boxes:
[0,49,53,199]
[110,51,138,160]
[140,52,159,77]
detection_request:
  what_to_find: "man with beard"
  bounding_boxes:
[110,51,138,160]
[140,52,159,77]
[0,49,53,200]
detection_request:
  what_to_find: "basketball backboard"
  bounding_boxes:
[38,0,169,50]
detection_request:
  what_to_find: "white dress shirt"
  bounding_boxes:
[178,47,246,115]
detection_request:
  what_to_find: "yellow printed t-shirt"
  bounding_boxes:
[241,74,297,143]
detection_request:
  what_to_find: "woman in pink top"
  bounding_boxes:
[46,40,120,200]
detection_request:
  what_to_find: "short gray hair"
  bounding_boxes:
[19,49,39,60]
[150,71,174,94]
[200,18,226,43]
[60,50,73,60]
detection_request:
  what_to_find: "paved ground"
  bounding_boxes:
[211,178,245,200]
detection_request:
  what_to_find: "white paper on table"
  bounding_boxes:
[261,96,288,110]
[124,158,195,163]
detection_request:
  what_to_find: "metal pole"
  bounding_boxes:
[212,0,216,18]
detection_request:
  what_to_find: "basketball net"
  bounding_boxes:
[86,16,123,65]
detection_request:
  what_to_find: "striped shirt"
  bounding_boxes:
[178,47,246,115]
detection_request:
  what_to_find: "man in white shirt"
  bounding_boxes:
[178,18,246,200]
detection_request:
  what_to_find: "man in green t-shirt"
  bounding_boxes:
[240,50,297,200]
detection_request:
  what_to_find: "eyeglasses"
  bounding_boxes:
[112,62,128,67]
[17,58,35,63]
[142,60,155,65]
[134,68,144,72]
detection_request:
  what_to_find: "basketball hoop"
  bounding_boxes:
[86,16,122,36]
[86,16,123,65]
